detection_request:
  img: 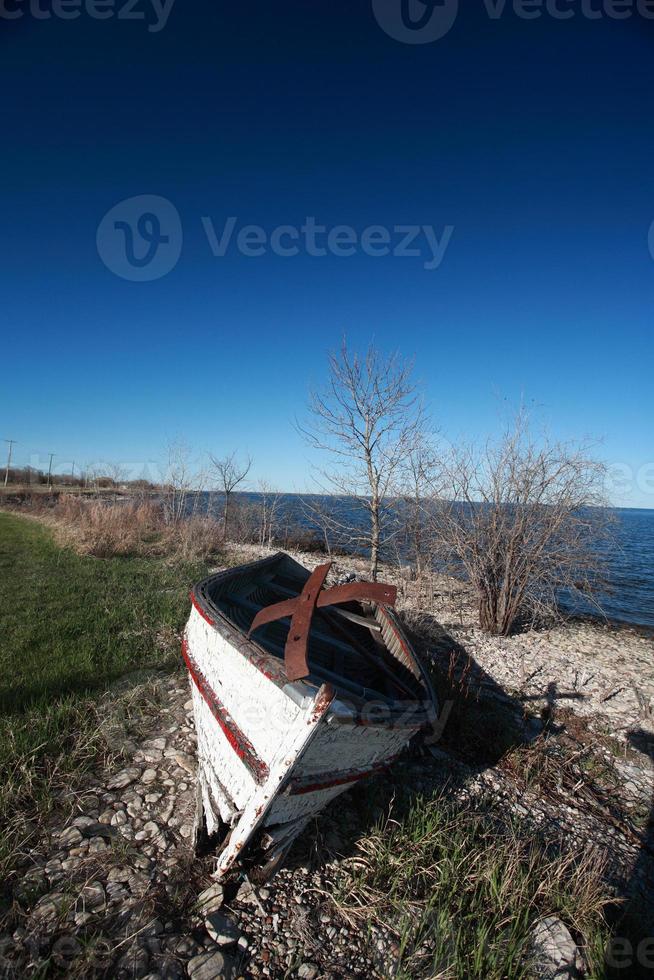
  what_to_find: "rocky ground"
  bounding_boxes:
[0,672,400,979]
[1,543,653,978]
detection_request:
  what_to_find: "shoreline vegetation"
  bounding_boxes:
[1,505,653,976]
[2,483,652,637]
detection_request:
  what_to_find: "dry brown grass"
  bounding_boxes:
[165,514,223,561]
[48,497,222,561]
[53,497,161,557]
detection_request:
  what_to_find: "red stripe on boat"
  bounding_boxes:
[287,753,401,795]
[189,591,216,627]
[181,636,269,784]
[190,592,286,686]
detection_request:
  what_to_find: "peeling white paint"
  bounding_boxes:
[184,574,431,878]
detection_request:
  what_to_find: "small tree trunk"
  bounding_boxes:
[479,590,500,634]
[370,497,380,581]
[223,493,230,542]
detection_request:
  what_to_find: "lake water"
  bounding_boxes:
[570,507,654,631]
[202,493,654,632]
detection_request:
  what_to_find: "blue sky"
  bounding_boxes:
[1,3,653,504]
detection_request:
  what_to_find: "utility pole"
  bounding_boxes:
[4,439,16,487]
[71,460,75,484]
[47,452,55,489]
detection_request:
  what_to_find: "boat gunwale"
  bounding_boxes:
[190,551,438,727]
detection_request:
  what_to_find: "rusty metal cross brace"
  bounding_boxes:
[247,561,397,682]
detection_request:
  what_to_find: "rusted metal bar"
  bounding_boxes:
[247,561,398,682]
[282,563,331,681]
[263,580,383,632]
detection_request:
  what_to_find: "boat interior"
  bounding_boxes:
[204,553,428,705]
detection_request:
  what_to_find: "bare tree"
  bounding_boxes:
[209,451,252,541]
[257,479,282,548]
[301,340,425,580]
[106,461,129,487]
[161,441,196,525]
[400,437,440,580]
[432,412,611,635]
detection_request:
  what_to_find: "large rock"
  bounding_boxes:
[31,892,68,924]
[205,911,241,946]
[187,950,233,980]
[197,883,224,915]
[530,916,583,979]
[78,881,106,911]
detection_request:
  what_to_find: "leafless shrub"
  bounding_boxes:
[225,497,260,543]
[297,496,337,555]
[398,438,441,580]
[161,441,202,525]
[431,412,612,635]
[256,480,282,547]
[209,451,252,540]
[301,340,426,580]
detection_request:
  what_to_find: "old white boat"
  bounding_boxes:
[183,551,437,879]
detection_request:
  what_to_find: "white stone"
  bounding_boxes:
[530,916,583,980]
[144,737,167,751]
[58,827,83,847]
[298,964,319,979]
[107,767,141,790]
[79,882,105,911]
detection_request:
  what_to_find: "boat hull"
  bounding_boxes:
[183,554,436,878]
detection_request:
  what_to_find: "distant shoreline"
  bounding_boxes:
[3,486,653,632]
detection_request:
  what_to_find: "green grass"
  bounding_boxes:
[331,788,612,980]
[0,511,211,891]
[0,512,206,713]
